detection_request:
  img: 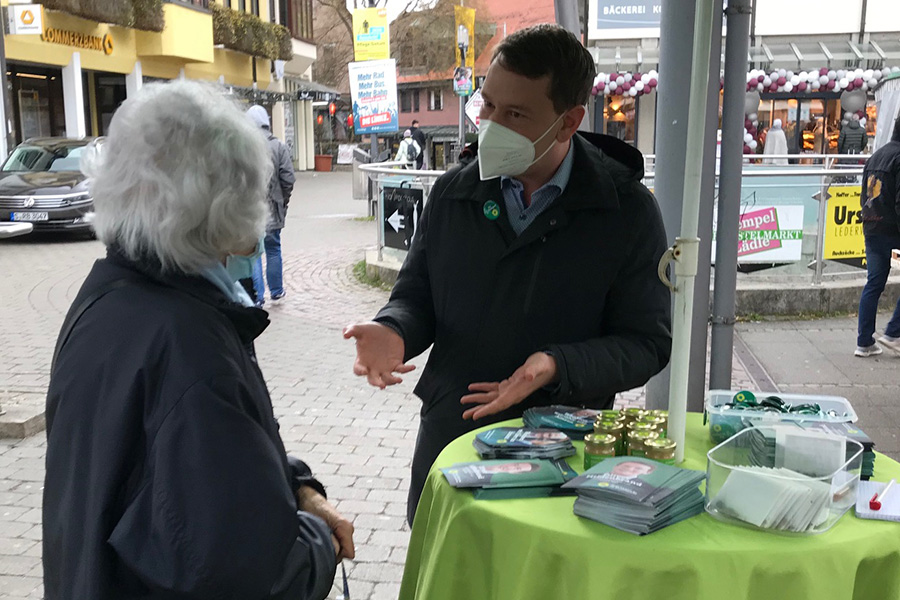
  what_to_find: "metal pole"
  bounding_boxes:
[688,0,724,410]
[667,0,716,464]
[458,96,465,155]
[554,0,581,37]
[644,0,697,410]
[709,0,753,391]
[813,176,830,285]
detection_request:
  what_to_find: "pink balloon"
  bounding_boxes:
[743,145,752,154]
[776,76,786,86]
[622,81,632,91]
[826,80,836,90]
[769,83,779,91]
[798,81,808,92]
[610,72,619,82]
[854,78,863,87]
[649,78,657,87]
[758,75,765,83]
[820,67,829,76]
[749,126,758,136]
[597,81,605,90]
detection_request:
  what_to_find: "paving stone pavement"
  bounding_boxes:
[0,171,756,600]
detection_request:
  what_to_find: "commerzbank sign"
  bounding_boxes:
[41,27,114,55]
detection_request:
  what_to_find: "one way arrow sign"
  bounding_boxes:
[386,209,403,233]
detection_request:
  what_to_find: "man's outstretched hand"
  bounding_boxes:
[461,352,558,420]
[343,321,415,389]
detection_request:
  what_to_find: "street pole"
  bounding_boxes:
[666,0,716,464]
[688,0,724,408]
[709,0,753,391]
[644,0,697,410]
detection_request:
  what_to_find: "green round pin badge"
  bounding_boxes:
[483,200,500,221]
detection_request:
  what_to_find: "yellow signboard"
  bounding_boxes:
[823,184,866,265]
[353,8,389,62]
[453,6,476,96]
[42,27,114,55]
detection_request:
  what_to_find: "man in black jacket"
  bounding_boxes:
[345,25,672,524]
[410,119,427,169]
[856,114,900,357]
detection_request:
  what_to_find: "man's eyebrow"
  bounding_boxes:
[481,92,530,112]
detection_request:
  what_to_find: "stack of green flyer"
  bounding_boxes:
[747,423,872,478]
[523,405,600,440]
[473,427,577,460]
[440,459,578,500]
[562,456,706,535]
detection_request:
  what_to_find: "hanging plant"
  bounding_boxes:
[212,3,294,62]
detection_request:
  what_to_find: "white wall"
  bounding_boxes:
[753,0,863,36]
[865,0,900,33]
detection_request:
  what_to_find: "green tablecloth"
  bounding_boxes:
[400,413,900,600]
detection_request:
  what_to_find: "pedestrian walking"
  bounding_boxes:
[247,105,296,306]
[410,119,427,169]
[44,80,353,600]
[856,114,900,357]
[345,25,671,525]
[395,129,421,168]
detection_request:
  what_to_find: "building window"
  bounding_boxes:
[286,0,313,40]
[428,88,443,112]
[238,0,246,11]
[269,0,276,22]
[604,96,636,146]
[251,0,259,15]
[400,90,420,113]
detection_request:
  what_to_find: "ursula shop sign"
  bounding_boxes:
[41,27,114,55]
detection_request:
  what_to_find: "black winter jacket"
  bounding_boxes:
[43,249,336,600]
[375,132,672,522]
[861,139,900,237]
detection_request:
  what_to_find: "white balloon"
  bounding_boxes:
[770,71,779,81]
[784,82,794,92]
[744,133,753,143]
[628,87,637,97]
[861,83,868,92]
[624,73,633,82]
[839,77,849,88]
[854,68,864,78]
[609,81,618,91]
[874,69,883,79]
[860,118,867,127]
[635,81,645,92]
[819,75,829,85]
[827,70,836,79]
[811,80,821,90]
[604,87,611,96]
[648,69,658,78]
[836,69,846,79]
[864,69,873,79]
[799,71,808,80]
[749,112,758,121]
[763,77,772,86]
[893,66,900,74]
[753,120,759,128]
[757,83,764,92]
[778,68,786,78]
[749,140,758,150]
[616,76,625,85]
[844,111,853,120]
[746,72,754,83]
[790,75,800,86]
[641,74,650,84]
[869,78,878,87]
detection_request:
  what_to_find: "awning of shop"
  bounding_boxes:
[224,84,296,104]
[294,80,341,103]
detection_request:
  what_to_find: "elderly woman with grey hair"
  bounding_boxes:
[43,80,353,600]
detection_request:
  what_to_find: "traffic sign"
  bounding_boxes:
[383,185,424,251]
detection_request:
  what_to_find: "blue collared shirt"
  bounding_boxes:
[501,141,575,236]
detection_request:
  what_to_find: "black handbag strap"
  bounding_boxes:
[51,278,131,373]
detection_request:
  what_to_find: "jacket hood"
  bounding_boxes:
[848,120,862,130]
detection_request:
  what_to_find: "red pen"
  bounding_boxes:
[869,479,896,511]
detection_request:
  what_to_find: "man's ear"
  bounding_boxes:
[558,106,586,142]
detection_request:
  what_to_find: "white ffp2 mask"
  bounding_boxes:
[477,114,564,181]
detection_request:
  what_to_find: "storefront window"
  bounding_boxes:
[758,96,844,157]
[604,96,637,145]
[8,63,65,145]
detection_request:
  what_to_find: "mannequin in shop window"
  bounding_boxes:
[763,119,788,165]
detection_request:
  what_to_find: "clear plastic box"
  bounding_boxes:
[705,389,858,445]
[705,426,863,535]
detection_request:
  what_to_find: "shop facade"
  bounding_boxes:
[4,0,321,169]
[586,0,900,157]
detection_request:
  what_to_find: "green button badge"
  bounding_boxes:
[483,200,500,220]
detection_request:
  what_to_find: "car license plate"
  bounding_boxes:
[11,212,49,222]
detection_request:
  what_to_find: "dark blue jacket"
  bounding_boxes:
[862,139,900,237]
[44,249,336,600]
[375,132,672,522]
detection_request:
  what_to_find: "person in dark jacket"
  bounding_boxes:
[44,80,354,600]
[344,25,672,525]
[839,113,868,155]
[410,120,427,169]
[856,114,900,357]
[247,104,296,306]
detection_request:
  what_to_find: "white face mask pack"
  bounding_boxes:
[477,114,565,181]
